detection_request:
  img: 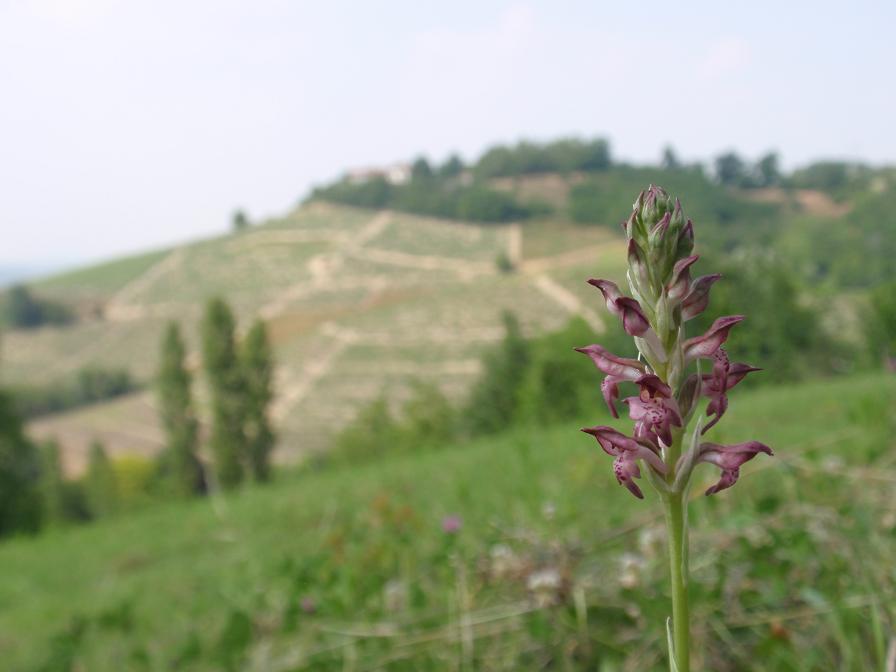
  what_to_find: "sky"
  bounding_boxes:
[2,0,895,273]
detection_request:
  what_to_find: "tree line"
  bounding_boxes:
[307,137,885,225]
[0,297,275,537]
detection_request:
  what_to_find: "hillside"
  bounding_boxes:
[0,372,893,671]
[3,201,627,473]
[4,151,892,474]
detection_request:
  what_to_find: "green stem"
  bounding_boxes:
[664,493,691,672]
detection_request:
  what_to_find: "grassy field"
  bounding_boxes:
[1,372,894,671]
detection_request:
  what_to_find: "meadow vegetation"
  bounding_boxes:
[0,373,893,671]
[0,140,895,670]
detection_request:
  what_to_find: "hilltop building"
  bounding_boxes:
[345,163,411,185]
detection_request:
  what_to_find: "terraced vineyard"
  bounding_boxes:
[5,202,628,473]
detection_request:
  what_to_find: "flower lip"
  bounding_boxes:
[601,376,624,418]
[634,373,672,399]
[623,393,683,447]
[581,426,667,498]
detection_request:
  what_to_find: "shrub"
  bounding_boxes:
[111,455,157,511]
[84,441,118,518]
[462,312,530,435]
[13,367,137,419]
[332,395,402,462]
[1,285,73,329]
[866,279,896,368]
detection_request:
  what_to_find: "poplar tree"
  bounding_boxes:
[0,390,42,536]
[201,299,246,489]
[241,319,275,481]
[156,322,205,496]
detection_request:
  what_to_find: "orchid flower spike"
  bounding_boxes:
[576,185,771,498]
[575,186,772,672]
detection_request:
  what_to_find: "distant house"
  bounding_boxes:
[345,163,411,185]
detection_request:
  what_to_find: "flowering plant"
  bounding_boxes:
[576,186,772,671]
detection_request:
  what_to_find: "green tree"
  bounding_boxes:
[231,209,249,232]
[0,390,43,536]
[410,157,433,181]
[756,152,780,187]
[438,154,465,178]
[661,145,681,170]
[201,299,246,489]
[463,312,531,435]
[714,151,746,186]
[5,285,43,327]
[157,322,205,496]
[2,284,72,329]
[241,319,275,482]
[85,440,118,518]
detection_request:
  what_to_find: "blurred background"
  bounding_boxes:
[1,1,895,670]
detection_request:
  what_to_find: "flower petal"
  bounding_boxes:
[666,255,699,302]
[587,279,623,317]
[574,344,645,380]
[724,363,762,389]
[675,219,695,259]
[580,426,666,474]
[580,426,640,455]
[681,274,721,321]
[628,239,650,289]
[683,315,744,362]
[616,297,651,336]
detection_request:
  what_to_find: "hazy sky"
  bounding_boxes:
[2,0,895,271]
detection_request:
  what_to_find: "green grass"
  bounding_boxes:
[1,372,894,671]
[36,248,171,300]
